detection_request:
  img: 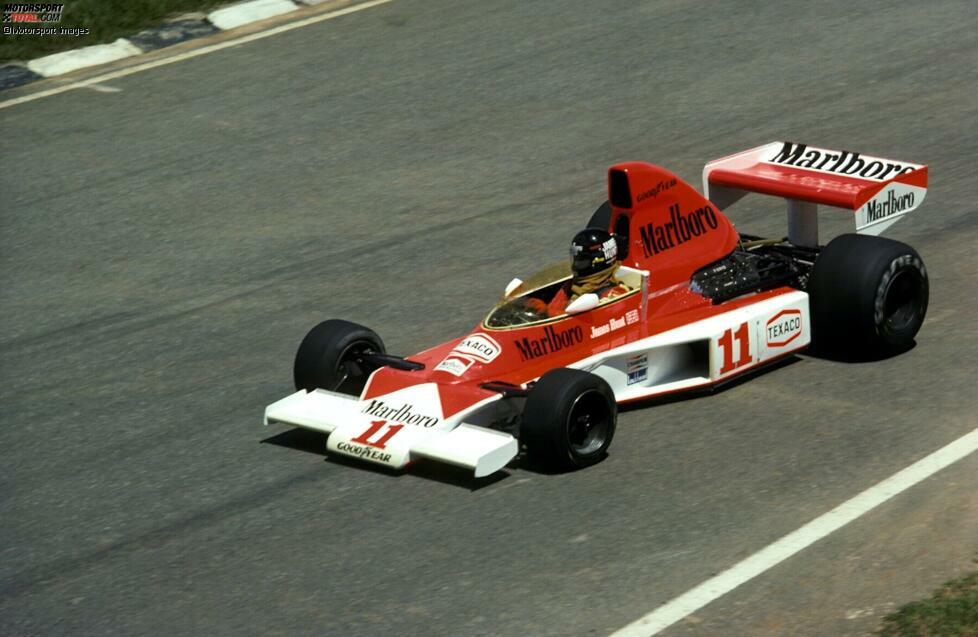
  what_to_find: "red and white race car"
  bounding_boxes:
[265,142,929,477]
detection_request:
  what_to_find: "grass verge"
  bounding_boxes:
[1,0,228,63]
[877,572,978,636]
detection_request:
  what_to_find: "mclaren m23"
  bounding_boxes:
[265,142,929,477]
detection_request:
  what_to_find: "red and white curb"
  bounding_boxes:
[26,37,143,77]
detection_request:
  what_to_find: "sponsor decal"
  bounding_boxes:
[864,189,915,224]
[452,333,501,363]
[636,178,677,203]
[625,353,647,372]
[766,142,919,181]
[765,309,803,347]
[571,237,617,262]
[627,368,648,385]
[640,203,719,258]
[433,355,474,377]
[625,309,639,325]
[336,441,392,463]
[434,333,500,377]
[515,324,584,360]
[361,400,439,428]
[626,353,648,385]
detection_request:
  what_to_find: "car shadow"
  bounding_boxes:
[803,340,917,363]
[505,453,612,476]
[261,428,509,491]
[261,427,326,455]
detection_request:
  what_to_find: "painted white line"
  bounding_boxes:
[27,38,142,77]
[0,0,397,110]
[609,427,978,637]
[208,0,299,31]
[84,84,122,93]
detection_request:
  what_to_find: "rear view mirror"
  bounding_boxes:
[565,293,600,315]
[504,278,523,297]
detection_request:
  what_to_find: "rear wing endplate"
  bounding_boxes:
[703,141,928,246]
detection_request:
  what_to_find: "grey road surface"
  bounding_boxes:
[2,0,977,635]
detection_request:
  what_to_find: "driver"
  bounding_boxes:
[526,228,631,317]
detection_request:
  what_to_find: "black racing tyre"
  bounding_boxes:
[586,201,612,231]
[522,368,617,471]
[808,233,928,355]
[293,319,385,395]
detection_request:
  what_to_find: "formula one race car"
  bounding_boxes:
[265,142,929,477]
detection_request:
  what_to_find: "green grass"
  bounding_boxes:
[877,572,978,637]
[1,0,228,63]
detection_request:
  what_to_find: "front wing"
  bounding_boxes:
[264,389,518,477]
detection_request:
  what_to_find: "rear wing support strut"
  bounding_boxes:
[787,200,818,248]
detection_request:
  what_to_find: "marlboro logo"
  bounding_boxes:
[865,189,915,223]
[766,142,921,181]
[639,203,719,258]
[360,400,439,428]
[514,324,584,360]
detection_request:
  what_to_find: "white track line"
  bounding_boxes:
[610,427,978,637]
[0,0,397,110]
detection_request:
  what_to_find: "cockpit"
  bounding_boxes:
[484,262,647,329]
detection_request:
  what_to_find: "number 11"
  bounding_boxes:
[350,420,404,449]
[718,322,752,374]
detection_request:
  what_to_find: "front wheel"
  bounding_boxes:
[521,368,617,471]
[808,234,928,355]
[293,319,385,396]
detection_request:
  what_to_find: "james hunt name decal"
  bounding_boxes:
[591,309,640,338]
[766,142,921,181]
[516,324,583,360]
[361,399,438,427]
[640,203,719,258]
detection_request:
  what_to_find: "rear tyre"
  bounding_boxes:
[586,201,612,231]
[808,234,928,355]
[522,368,617,471]
[293,319,385,396]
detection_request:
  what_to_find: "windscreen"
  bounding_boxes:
[484,261,570,328]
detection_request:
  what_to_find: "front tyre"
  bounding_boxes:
[808,234,928,355]
[522,368,617,471]
[293,319,385,396]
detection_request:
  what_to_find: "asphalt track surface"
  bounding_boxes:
[2,1,977,635]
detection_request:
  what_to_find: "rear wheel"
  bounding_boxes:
[293,319,385,395]
[586,201,611,230]
[522,368,617,471]
[808,234,928,355]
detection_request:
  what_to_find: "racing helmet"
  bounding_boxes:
[569,228,618,278]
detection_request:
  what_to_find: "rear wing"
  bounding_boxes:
[703,142,928,246]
